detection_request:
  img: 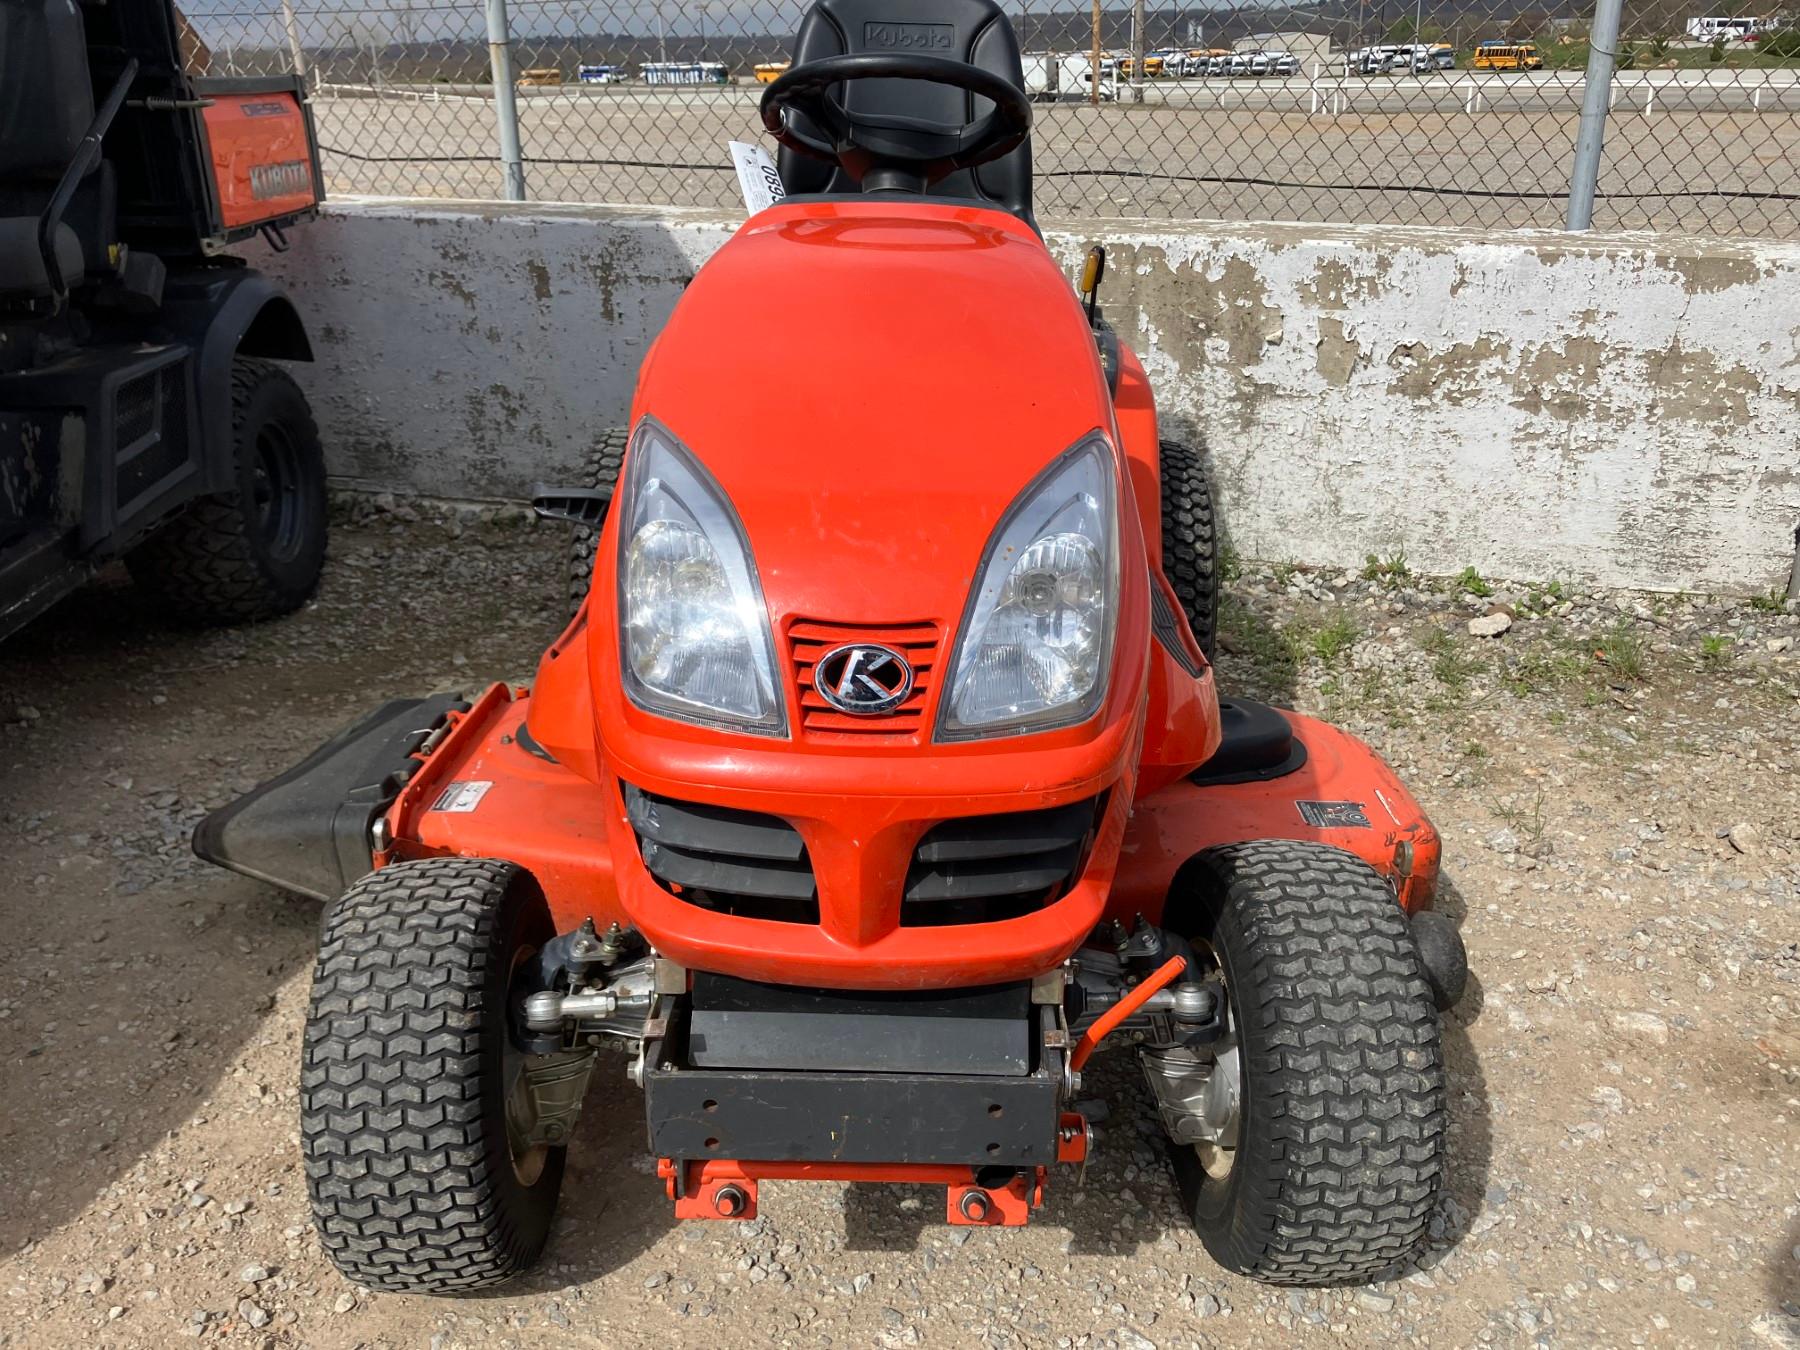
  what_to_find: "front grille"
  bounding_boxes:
[115,370,159,448]
[790,618,940,739]
[115,363,189,510]
[624,784,818,924]
[902,793,1105,927]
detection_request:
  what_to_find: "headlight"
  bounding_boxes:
[938,434,1119,740]
[616,420,785,736]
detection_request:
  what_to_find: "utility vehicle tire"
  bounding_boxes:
[1172,840,1447,1285]
[566,427,628,618]
[301,857,565,1293]
[1158,438,1219,660]
[127,359,327,624]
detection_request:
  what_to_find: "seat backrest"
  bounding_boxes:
[0,0,96,182]
[776,0,1033,227]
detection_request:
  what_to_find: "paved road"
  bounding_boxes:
[311,73,1800,236]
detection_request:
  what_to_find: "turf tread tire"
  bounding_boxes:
[127,359,326,624]
[300,857,563,1293]
[1179,840,1447,1285]
[566,428,628,617]
[1158,438,1219,660]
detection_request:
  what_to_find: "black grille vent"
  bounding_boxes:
[625,784,817,924]
[1150,576,1204,678]
[115,370,159,447]
[902,794,1105,927]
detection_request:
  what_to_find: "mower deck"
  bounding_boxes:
[200,680,1439,940]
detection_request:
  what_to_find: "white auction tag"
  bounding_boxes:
[729,140,787,215]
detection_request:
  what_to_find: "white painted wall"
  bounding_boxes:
[262,198,1800,595]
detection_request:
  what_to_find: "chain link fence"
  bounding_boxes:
[183,0,1800,238]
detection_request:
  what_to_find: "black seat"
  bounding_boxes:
[0,0,99,298]
[777,0,1034,229]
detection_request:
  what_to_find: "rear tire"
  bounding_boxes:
[1158,438,1219,660]
[301,857,565,1293]
[127,358,327,623]
[1171,841,1447,1285]
[566,428,628,618]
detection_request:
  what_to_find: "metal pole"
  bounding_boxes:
[280,0,308,85]
[485,0,527,201]
[1091,0,1102,105]
[1130,0,1145,103]
[1565,0,1622,229]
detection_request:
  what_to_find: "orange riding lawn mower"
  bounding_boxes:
[198,0,1469,1294]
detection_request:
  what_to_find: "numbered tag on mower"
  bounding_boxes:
[729,141,787,216]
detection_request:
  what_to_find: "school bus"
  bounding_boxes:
[519,67,563,86]
[754,61,790,84]
[1472,42,1543,70]
[1116,53,1165,78]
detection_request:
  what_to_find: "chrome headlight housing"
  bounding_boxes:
[615,420,785,736]
[938,433,1119,740]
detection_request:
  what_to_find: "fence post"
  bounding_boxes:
[1089,0,1102,106]
[1129,0,1146,103]
[280,0,308,87]
[1565,0,1624,230]
[485,0,527,202]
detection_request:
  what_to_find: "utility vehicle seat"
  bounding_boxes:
[778,0,1034,229]
[0,0,99,298]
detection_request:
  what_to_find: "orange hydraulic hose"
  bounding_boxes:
[1068,954,1188,1071]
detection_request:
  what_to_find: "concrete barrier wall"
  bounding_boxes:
[264,198,1800,595]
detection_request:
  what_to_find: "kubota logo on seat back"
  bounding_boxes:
[815,643,914,715]
[863,21,955,51]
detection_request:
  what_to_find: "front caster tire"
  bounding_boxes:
[301,857,566,1293]
[1171,841,1447,1285]
[127,358,327,624]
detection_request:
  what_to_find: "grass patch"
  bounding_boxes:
[1455,566,1494,599]
[1503,640,1588,696]
[1217,540,1243,585]
[1361,551,1411,589]
[1699,633,1732,664]
[1593,624,1648,683]
[1493,790,1548,847]
[1217,595,1297,684]
[1749,586,1789,614]
[1421,627,1482,690]
[1271,560,1298,589]
[1301,611,1361,665]
[1517,580,1570,618]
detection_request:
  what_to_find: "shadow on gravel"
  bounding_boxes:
[1770,1213,1800,1322]
[487,1077,669,1296]
[0,581,314,1257]
[1413,873,1496,1274]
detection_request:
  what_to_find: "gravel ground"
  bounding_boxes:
[2,501,1797,1349]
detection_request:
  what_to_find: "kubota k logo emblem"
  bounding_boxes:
[815,643,913,715]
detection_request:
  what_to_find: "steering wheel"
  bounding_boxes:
[759,54,1032,187]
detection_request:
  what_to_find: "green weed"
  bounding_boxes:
[1455,566,1494,599]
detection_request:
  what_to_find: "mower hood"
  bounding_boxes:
[628,201,1116,628]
